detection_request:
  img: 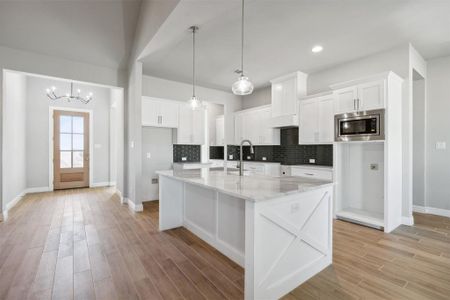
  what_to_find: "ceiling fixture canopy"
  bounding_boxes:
[189,25,201,109]
[312,45,323,53]
[46,82,93,104]
[232,0,253,96]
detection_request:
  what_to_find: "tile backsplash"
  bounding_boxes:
[227,144,332,166]
[209,146,224,159]
[173,144,201,162]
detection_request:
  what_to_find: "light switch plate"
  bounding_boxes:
[436,141,446,150]
[94,144,101,149]
[146,153,151,159]
[181,157,187,161]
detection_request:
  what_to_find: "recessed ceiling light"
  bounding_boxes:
[312,45,323,53]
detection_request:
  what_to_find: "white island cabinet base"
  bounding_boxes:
[158,171,333,300]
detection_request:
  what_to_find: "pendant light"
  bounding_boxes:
[189,25,201,109]
[232,0,254,95]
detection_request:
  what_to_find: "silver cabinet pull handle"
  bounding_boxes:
[304,173,314,176]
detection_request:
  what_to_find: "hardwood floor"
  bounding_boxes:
[0,188,450,299]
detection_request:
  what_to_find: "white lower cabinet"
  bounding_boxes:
[298,93,334,144]
[177,105,206,145]
[290,166,333,181]
[234,105,280,145]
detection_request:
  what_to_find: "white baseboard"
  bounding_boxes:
[127,198,143,212]
[3,190,27,220]
[413,205,450,218]
[26,187,52,193]
[91,182,115,188]
[402,216,414,226]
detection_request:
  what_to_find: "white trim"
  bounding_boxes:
[26,187,52,193]
[3,68,124,91]
[402,216,414,226]
[49,106,94,190]
[127,198,143,212]
[413,205,450,218]
[6,191,26,211]
[90,182,115,188]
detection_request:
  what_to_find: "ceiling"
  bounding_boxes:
[0,0,141,70]
[141,0,450,91]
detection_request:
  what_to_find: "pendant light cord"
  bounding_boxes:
[241,0,245,76]
[192,26,196,97]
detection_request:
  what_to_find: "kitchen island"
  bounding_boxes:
[157,168,333,300]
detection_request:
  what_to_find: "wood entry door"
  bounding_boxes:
[53,110,90,190]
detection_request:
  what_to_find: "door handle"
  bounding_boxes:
[353,99,356,110]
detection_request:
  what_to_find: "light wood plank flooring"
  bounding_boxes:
[0,188,449,299]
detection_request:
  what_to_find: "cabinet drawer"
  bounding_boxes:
[290,167,333,181]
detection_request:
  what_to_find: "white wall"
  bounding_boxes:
[142,127,173,201]
[241,86,271,109]
[425,55,450,211]
[2,71,27,212]
[412,77,425,207]
[110,88,125,194]
[26,75,113,188]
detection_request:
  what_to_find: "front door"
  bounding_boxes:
[53,110,89,190]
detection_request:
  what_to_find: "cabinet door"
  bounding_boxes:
[177,105,194,144]
[141,97,161,126]
[282,77,297,116]
[259,107,272,145]
[298,100,318,144]
[215,116,224,146]
[192,108,206,145]
[160,101,179,128]
[271,82,284,118]
[358,80,385,110]
[318,96,334,143]
[271,76,297,118]
[334,86,357,114]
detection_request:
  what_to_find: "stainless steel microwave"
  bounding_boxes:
[335,109,385,142]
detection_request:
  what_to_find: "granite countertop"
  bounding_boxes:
[156,168,333,202]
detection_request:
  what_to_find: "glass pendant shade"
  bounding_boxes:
[232,75,254,95]
[189,95,201,109]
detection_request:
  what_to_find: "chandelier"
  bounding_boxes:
[46,82,93,104]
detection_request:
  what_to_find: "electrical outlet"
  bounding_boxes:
[229,154,233,160]
[151,178,158,184]
[436,141,446,150]
[370,164,379,170]
[181,157,187,161]
[247,156,251,160]
[309,158,316,164]
[146,152,151,159]
[262,157,267,161]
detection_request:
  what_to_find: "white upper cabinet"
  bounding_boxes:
[333,79,385,114]
[334,86,357,114]
[177,104,206,145]
[234,106,280,145]
[358,80,385,111]
[298,93,334,144]
[270,71,308,127]
[142,96,179,128]
[215,115,225,146]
